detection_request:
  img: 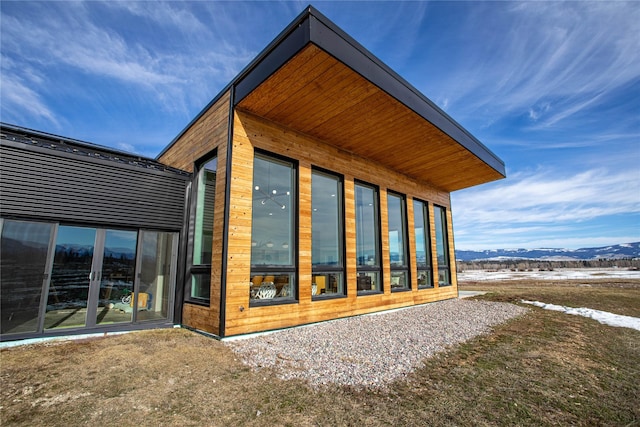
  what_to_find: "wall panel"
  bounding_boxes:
[158,90,231,335]
[0,145,187,230]
[224,110,457,336]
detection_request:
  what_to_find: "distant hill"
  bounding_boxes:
[456,242,640,262]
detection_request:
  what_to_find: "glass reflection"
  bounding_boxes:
[387,193,407,267]
[193,156,217,266]
[312,273,343,296]
[249,273,294,301]
[434,205,451,286]
[137,231,175,321]
[44,226,96,330]
[96,230,137,325]
[312,170,344,297]
[355,183,381,294]
[355,184,379,267]
[251,155,294,266]
[312,172,341,266]
[413,200,433,289]
[1,220,53,334]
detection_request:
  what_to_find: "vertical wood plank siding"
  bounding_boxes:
[224,110,457,336]
[158,90,231,335]
[0,145,187,230]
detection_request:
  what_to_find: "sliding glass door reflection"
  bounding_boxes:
[0,220,54,334]
[136,231,176,321]
[96,230,137,325]
[44,226,96,330]
[1,221,177,337]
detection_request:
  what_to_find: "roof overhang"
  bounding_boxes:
[168,6,506,192]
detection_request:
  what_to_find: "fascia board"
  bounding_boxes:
[306,13,505,177]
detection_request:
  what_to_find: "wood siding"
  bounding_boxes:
[158,90,231,335]
[224,110,458,336]
[238,44,504,192]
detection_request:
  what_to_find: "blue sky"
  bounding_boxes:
[1,1,638,250]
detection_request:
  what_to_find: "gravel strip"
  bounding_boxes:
[226,298,528,389]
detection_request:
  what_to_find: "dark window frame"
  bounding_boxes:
[185,149,218,305]
[413,198,434,289]
[354,180,383,295]
[387,190,411,292]
[249,150,299,307]
[434,204,451,287]
[311,167,346,300]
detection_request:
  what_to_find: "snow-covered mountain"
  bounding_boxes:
[456,242,640,262]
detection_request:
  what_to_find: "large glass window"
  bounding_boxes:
[311,169,344,298]
[413,200,434,288]
[250,153,296,303]
[0,219,53,335]
[189,154,217,302]
[136,231,177,321]
[355,182,381,293]
[45,225,97,330]
[387,192,409,291]
[0,220,178,338]
[96,229,138,325]
[434,205,451,286]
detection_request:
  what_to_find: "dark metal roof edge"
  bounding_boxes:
[1,122,138,159]
[1,122,190,178]
[158,5,505,177]
[305,11,505,176]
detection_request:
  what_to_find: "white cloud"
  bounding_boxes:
[455,168,639,223]
[452,166,640,249]
[0,56,59,126]
[434,2,640,129]
[116,142,136,154]
[0,1,254,118]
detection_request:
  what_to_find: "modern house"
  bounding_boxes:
[0,6,505,341]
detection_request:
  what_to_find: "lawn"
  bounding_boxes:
[2,279,639,426]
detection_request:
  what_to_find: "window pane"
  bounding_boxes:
[414,200,433,289]
[137,231,176,321]
[417,269,433,288]
[413,200,429,268]
[355,184,379,267]
[434,205,449,266]
[191,273,211,300]
[312,172,342,267]
[45,226,96,330]
[251,155,294,266]
[434,205,451,286]
[356,272,380,291]
[250,273,295,301]
[387,193,407,267]
[438,269,451,286]
[1,220,53,335]
[312,273,343,296]
[97,229,137,325]
[390,271,408,290]
[193,156,217,266]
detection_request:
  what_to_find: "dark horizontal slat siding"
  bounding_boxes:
[1,146,188,230]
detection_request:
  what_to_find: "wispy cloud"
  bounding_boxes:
[452,166,640,249]
[454,167,639,224]
[431,2,640,131]
[0,1,256,121]
[0,56,59,126]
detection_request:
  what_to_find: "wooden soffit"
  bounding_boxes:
[232,7,505,192]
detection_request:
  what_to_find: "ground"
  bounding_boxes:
[1,277,639,426]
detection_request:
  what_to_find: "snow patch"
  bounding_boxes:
[521,300,640,331]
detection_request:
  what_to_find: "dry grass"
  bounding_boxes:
[2,279,639,426]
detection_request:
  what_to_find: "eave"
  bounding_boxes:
[164,6,506,192]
